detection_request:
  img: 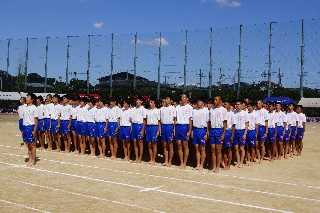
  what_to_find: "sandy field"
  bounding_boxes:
[0,114,319,213]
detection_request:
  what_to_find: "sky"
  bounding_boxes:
[1,0,320,88]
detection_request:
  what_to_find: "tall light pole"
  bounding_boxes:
[6,38,10,79]
[157,32,162,100]
[24,37,29,91]
[183,30,188,92]
[66,36,70,86]
[300,19,305,99]
[44,37,49,93]
[87,35,91,94]
[209,28,213,98]
[133,32,137,91]
[237,25,243,99]
[110,33,114,98]
[268,22,277,97]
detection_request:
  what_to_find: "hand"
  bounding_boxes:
[115,127,118,133]
[242,134,246,141]
[57,125,60,129]
[204,134,208,140]
[140,130,144,136]
[220,135,225,141]
[230,137,234,142]
[103,128,107,133]
[264,133,267,139]
[32,130,36,137]
[294,131,297,135]
[187,131,191,139]
[156,131,160,137]
[67,125,71,131]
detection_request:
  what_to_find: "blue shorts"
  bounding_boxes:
[223,130,232,148]
[131,123,144,140]
[95,122,106,138]
[86,122,95,137]
[209,128,223,145]
[290,126,296,140]
[246,130,256,147]
[175,124,189,141]
[192,128,207,146]
[283,130,290,143]
[161,124,174,142]
[234,129,246,146]
[71,119,77,132]
[60,120,70,135]
[19,119,23,132]
[43,118,51,131]
[146,125,158,143]
[36,119,44,132]
[276,126,284,141]
[267,128,276,143]
[297,128,304,140]
[257,126,266,142]
[23,125,36,143]
[77,121,86,136]
[119,126,131,141]
[50,119,59,134]
[106,122,118,137]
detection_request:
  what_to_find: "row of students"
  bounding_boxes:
[18,93,306,171]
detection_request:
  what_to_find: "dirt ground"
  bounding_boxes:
[0,114,320,213]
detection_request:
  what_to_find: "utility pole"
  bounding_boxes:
[87,35,91,94]
[6,38,10,79]
[237,25,242,99]
[183,30,188,92]
[268,22,277,97]
[277,68,283,87]
[133,32,137,91]
[110,33,114,98]
[44,37,49,93]
[157,32,162,100]
[300,19,305,99]
[66,36,70,86]
[199,69,202,88]
[24,37,29,91]
[209,28,213,98]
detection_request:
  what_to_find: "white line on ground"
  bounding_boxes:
[0,198,51,213]
[1,178,165,213]
[0,161,294,213]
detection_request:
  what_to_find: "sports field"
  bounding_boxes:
[0,114,319,213]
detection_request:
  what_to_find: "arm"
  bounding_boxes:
[221,120,227,141]
[187,117,192,139]
[231,124,235,142]
[243,122,248,140]
[33,117,38,137]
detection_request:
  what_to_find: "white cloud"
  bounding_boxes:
[202,0,241,7]
[131,38,169,46]
[93,22,103,29]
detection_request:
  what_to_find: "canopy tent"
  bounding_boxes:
[298,98,320,108]
[263,97,297,105]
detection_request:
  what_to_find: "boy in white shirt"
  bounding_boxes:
[18,97,27,147]
[95,99,109,158]
[59,95,72,153]
[23,93,38,166]
[107,98,121,160]
[36,96,45,150]
[266,102,278,162]
[145,97,161,165]
[246,102,258,166]
[70,97,80,154]
[192,97,209,171]
[119,99,132,161]
[160,94,176,167]
[233,100,249,168]
[222,101,235,170]
[174,92,193,169]
[208,96,227,173]
[131,96,146,163]
[255,100,268,164]
[51,94,61,152]
[86,98,97,156]
[296,105,306,156]
[287,102,298,157]
[43,94,54,151]
[275,102,287,160]
[77,98,88,155]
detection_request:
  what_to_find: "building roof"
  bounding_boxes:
[298,98,320,108]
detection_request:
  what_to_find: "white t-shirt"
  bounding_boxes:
[255,108,268,126]
[43,103,54,119]
[71,105,79,120]
[131,106,146,124]
[95,107,108,123]
[267,112,279,128]
[247,111,258,130]
[192,108,209,128]
[297,113,306,128]
[226,111,236,130]
[108,106,121,122]
[234,110,249,130]
[175,104,193,124]
[86,107,97,123]
[287,111,298,126]
[37,104,45,120]
[160,106,176,124]
[60,104,72,121]
[77,106,88,122]
[18,104,27,119]
[51,104,61,120]
[120,109,132,126]
[276,111,287,127]
[146,108,160,126]
[23,105,38,126]
[209,106,227,128]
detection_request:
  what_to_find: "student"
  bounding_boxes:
[233,100,249,168]
[86,98,97,156]
[208,96,227,173]
[77,98,88,155]
[107,98,121,160]
[131,96,146,163]
[59,95,72,153]
[246,102,258,166]
[287,102,298,157]
[145,97,161,165]
[222,101,235,170]
[281,106,290,159]
[18,97,27,147]
[192,97,209,171]
[174,92,193,169]
[51,94,61,152]
[266,102,278,162]
[43,94,54,151]
[119,99,132,161]
[160,94,176,167]
[36,96,45,150]
[255,100,268,164]
[296,105,306,156]
[71,97,80,154]
[275,102,287,160]
[22,93,38,166]
[95,99,109,158]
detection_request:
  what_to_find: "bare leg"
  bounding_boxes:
[152,142,157,165]
[209,144,216,172]
[176,140,183,168]
[238,146,245,168]
[193,144,200,170]
[138,140,143,163]
[110,137,118,160]
[215,144,222,173]
[133,139,139,162]
[168,143,173,167]
[161,142,169,166]
[234,144,240,165]
[259,142,265,163]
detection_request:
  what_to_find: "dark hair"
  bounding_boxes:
[247,102,255,107]
[62,94,70,100]
[37,96,44,103]
[288,102,296,106]
[236,99,244,105]
[80,97,88,104]
[46,94,52,99]
[53,94,60,99]
[164,94,172,100]
[297,105,303,109]
[110,97,117,103]
[88,98,96,104]
[124,99,132,105]
[207,99,214,104]
[149,97,156,103]
[27,93,37,105]
[197,96,206,103]
[181,92,189,99]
